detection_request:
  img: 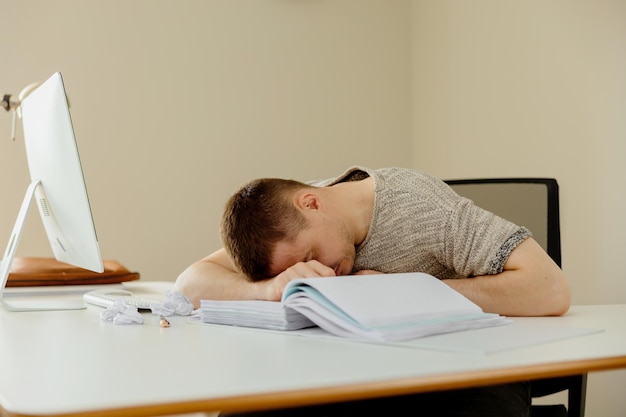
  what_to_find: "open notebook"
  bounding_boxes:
[199,272,509,342]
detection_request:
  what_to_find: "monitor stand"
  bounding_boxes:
[0,181,86,311]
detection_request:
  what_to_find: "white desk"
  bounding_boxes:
[1,284,625,417]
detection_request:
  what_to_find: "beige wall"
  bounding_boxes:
[1,1,624,415]
[0,0,412,280]
[411,0,626,306]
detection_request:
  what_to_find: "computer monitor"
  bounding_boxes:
[0,72,103,311]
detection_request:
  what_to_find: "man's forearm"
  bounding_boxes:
[174,253,260,308]
[443,238,571,317]
[443,270,569,316]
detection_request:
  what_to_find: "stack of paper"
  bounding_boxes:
[199,272,510,342]
[199,299,315,331]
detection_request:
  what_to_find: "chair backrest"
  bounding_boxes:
[444,178,561,267]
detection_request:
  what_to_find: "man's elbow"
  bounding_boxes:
[545,273,572,316]
[173,264,202,308]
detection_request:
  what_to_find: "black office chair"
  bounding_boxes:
[444,178,586,417]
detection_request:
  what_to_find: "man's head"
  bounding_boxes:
[221,178,310,281]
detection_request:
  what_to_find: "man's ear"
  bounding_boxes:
[295,192,321,211]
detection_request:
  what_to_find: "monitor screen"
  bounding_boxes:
[0,72,103,311]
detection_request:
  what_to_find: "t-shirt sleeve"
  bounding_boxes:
[442,196,531,276]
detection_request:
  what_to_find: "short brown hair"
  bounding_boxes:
[220,178,311,281]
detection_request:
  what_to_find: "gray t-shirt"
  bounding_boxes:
[312,167,530,279]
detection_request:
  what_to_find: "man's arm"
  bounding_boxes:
[174,249,254,308]
[174,248,335,308]
[443,237,571,316]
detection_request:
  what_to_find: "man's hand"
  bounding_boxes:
[256,260,336,301]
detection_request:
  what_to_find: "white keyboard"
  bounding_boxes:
[83,289,159,310]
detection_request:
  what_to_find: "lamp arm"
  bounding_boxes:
[2,81,41,141]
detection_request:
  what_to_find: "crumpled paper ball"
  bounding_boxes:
[101,300,144,325]
[149,290,194,317]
